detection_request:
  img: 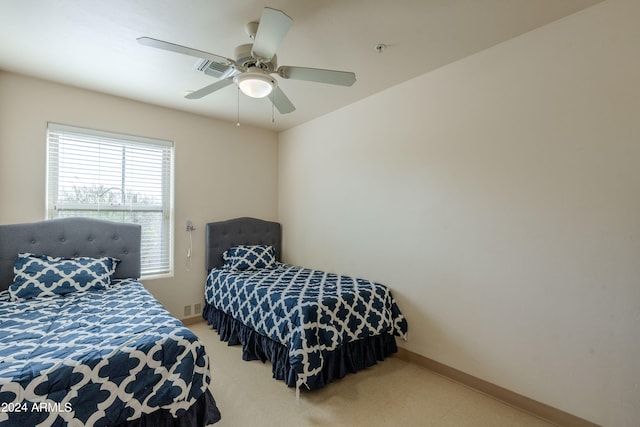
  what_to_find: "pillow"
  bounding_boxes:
[9,253,120,301]
[223,245,276,271]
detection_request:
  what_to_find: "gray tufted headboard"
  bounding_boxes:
[0,217,141,292]
[206,217,281,270]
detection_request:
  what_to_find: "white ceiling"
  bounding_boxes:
[0,0,600,131]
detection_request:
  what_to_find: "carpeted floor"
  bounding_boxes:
[189,321,555,427]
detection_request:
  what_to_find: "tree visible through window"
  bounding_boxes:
[46,123,174,277]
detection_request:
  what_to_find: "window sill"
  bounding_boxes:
[140,272,174,281]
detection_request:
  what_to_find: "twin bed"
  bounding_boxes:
[0,218,221,427]
[203,217,408,393]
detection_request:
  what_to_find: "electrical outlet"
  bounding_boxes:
[183,305,191,316]
[186,220,195,232]
[194,302,202,314]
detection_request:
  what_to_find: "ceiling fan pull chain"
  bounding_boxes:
[236,86,241,127]
[272,102,275,124]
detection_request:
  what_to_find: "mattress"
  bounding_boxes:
[0,279,214,426]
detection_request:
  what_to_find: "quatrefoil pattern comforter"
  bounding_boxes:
[205,263,408,390]
[0,280,212,427]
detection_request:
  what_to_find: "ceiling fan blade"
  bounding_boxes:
[268,86,296,114]
[185,79,233,99]
[277,66,356,87]
[216,65,242,80]
[251,8,293,61]
[137,37,233,66]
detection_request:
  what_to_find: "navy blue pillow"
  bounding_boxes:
[9,253,120,301]
[223,245,276,271]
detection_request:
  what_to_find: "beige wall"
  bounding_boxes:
[278,0,639,425]
[0,71,279,318]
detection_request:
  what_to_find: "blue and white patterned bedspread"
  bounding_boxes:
[0,280,211,427]
[205,263,407,390]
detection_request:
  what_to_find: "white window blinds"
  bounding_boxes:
[46,123,174,277]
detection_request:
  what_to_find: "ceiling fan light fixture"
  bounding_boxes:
[234,70,276,98]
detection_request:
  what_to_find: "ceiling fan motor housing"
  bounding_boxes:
[234,43,276,71]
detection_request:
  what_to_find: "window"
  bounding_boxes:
[46,123,174,277]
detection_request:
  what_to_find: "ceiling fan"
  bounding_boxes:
[137,7,356,114]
